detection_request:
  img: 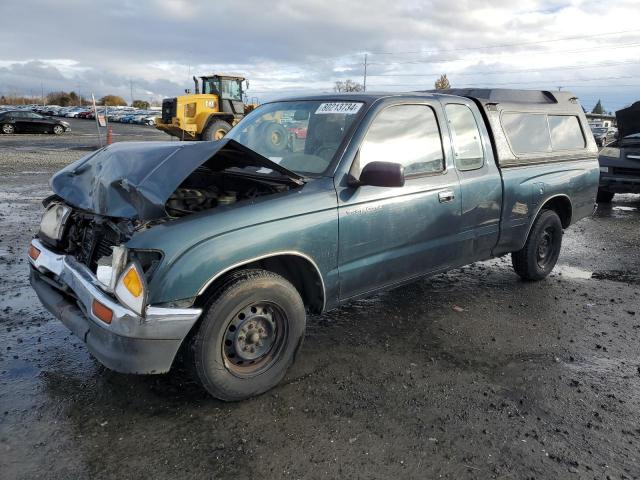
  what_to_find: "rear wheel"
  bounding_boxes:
[191,269,306,401]
[201,120,232,141]
[52,125,64,135]
[512,209,563,281]
[596,190,614,203]
[1,124,14,134]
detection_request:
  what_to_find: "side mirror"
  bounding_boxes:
[355,161,405,188]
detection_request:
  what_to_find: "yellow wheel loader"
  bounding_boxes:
[155,74,256,141]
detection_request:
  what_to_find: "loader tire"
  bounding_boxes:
[202,120,232,141]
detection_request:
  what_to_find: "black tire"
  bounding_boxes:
[596,190,614,203]
[191,269,306,401]
[1,123,14,134]
[201,119,232,141]
[512,209,563,281]
[52,124,65,135]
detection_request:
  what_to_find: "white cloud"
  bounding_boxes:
[0,0,637,110]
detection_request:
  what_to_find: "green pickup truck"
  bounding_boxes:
[29,89,599,400]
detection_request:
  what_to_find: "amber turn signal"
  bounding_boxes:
[122,266,143,297]
[92,299,113,324]
[28,245,41,260]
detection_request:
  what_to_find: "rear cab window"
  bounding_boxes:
[359,104,444,177]
[445,104,484,171]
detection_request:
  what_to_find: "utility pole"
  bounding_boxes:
[363,53,368,92]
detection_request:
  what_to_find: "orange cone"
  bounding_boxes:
[106,126,113,145]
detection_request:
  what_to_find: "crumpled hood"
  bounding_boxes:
[51,138,303,220]
[616,101,640,139]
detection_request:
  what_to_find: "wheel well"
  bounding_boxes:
[196,254,325,314]
[541,195,572,228]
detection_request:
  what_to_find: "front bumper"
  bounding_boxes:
[28,238,202,374]
[599,174,640,193]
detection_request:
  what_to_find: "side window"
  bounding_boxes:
[445,104,484,171]
[502,113,551,154]
[548,115,585,150]
[359,104,444,176]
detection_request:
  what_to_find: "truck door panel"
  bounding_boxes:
[336,103,462,300]
[443,102,502,262]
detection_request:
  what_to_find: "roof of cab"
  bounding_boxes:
[262,89,583,107]
[269,91,439,104]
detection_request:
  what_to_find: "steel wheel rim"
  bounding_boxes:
[53,125,63,134]
[214,129,227,140]
[536,226,557,269]
[222,301,287,377]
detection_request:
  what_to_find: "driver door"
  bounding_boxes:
[336,103,462,300]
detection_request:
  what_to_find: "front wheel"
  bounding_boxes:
[201,119,232,141]
[1,123,15,134]
[191,269,306,401]
[52,125,65,135]
[512,209,563,281]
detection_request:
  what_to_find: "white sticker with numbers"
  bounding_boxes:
[315,102,363,115]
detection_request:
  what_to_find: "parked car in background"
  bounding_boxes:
[591,126,617,147]
[0,110,70,134]
[28,89,598,401]
[597,101,640,202]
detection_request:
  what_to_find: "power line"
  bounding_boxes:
[368,75,636,88]
[366,28,640,56]
[366,42,640,67]
[365,59,639,78]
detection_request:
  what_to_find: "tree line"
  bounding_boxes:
[0,91,151,109]
[334,74,451,93]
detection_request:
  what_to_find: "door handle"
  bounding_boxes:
[438,190,455,203]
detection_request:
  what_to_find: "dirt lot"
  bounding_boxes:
[1,120,639,479]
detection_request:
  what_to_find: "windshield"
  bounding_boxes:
[592,127,607,134]
[220,79,242,100]
[202,78,243,101]
[225,100,363,176]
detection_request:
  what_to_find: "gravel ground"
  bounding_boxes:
[1,123,639,479]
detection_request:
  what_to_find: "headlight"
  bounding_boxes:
[96,245,128,292]
[39,203,71,241]
[599,166,609,173]
[115,262,147,315]
[600,147,620,159]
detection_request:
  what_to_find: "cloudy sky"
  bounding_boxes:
[0,0,638,112]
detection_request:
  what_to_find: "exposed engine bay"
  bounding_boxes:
[40,167,295,273]
[165,166,292,217]
[43,139,304,274]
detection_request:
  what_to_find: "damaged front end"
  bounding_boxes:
[29,138,304,374]
[41,137,304,291]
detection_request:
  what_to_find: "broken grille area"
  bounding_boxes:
[63,213,124,272]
